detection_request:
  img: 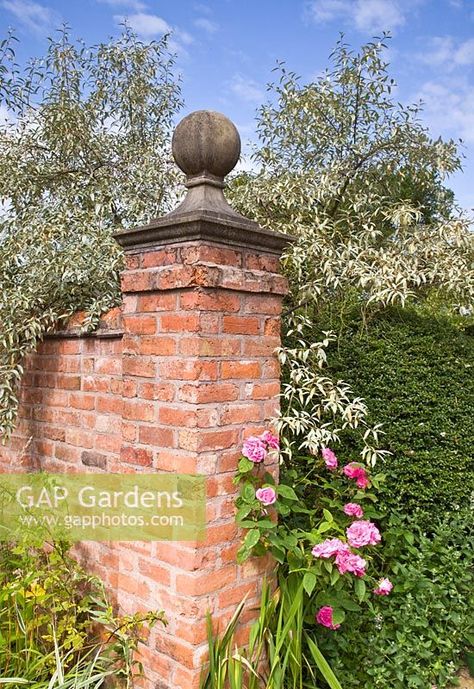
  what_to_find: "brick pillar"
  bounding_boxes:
[114,111,291,689]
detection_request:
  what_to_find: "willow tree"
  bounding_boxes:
[230,35,474,460]
[0,29,182,439]
[232,35,473,313]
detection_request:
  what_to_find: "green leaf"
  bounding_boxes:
[340,598,361,612]
[331,608,346,626]
[270,545,286,563]
[242,483,255,503]
[235,505,252,522]
[304,634,343,689]
[323,508,334,523]
[237,546,251,564]
[238,457,254,473]
[263,471,276,485]
[277,484,299,501]
[354,578,366,602]
[303,571,317,596]
[238,519,259,528]
[243,529,260,549]
[257,519,277,529]
[318,521,333,533]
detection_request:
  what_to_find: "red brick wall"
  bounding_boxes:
[0,239,286,689]
[0,307,123,474]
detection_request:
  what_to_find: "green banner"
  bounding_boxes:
[0,473,206,542]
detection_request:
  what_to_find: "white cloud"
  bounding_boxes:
[230,75,265,104]
[310,0,349,22]
[355,0,404,31]
[98,0,146,10]
[1,0,58,35]
[453,38,474,65]
[114,12,171,37]
[418,78,474,144]
[194,17,219,34]
[418,36,474,69]
[415,73,474,210]
[193,3,211,14]
[175,28,193,45]
[308,0,408,33]
[418,36,456,66]
[113,12,193,53]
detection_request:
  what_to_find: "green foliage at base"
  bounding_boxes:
[326,307,474,524]
[0,540,165,687]
[201,576,343,689]
[316,510,473,689]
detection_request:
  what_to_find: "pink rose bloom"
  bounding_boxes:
[316,606,340,630]
[322,447,338,471]
[346,520,381,548]
[242,436,267,463]
[344,503,364,519]
[311,538,349,559]
[343,463,370,489]
[335,549,367,577]
[374,578,393,596]
[256,486,277,506]
[261,430,279,450]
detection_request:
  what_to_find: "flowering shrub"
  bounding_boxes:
[316,510,473,689]
[235,432,473,688]
[235,435,391,629]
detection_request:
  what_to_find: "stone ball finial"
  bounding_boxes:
[172,110,241,182]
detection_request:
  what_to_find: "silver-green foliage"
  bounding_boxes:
[0,28,182,439]
[231,34,473,315]
[230,35,474,463]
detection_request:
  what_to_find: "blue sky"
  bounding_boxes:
[1,0,474,210]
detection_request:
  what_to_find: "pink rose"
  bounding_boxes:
[346,520,381,548]
[260,430,279,450]
[322,447,338,471]
[316,606,340,630]
[374,578,393,596]
[256,486,277,506]
[343,463,370,489]
[311,538,349,559]
[335,549,367,577]
[344,503,364,519]
[242,436,267,463]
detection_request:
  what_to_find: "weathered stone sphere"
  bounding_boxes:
[172,110,241,179]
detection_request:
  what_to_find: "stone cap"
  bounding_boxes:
[172,110,240,183]
[114,110,294,254]
[114,210,291,255]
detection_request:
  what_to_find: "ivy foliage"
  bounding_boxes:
[325,307,474,523]
[0,29,182,440]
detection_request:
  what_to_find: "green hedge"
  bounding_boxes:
[327,308,474,523]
